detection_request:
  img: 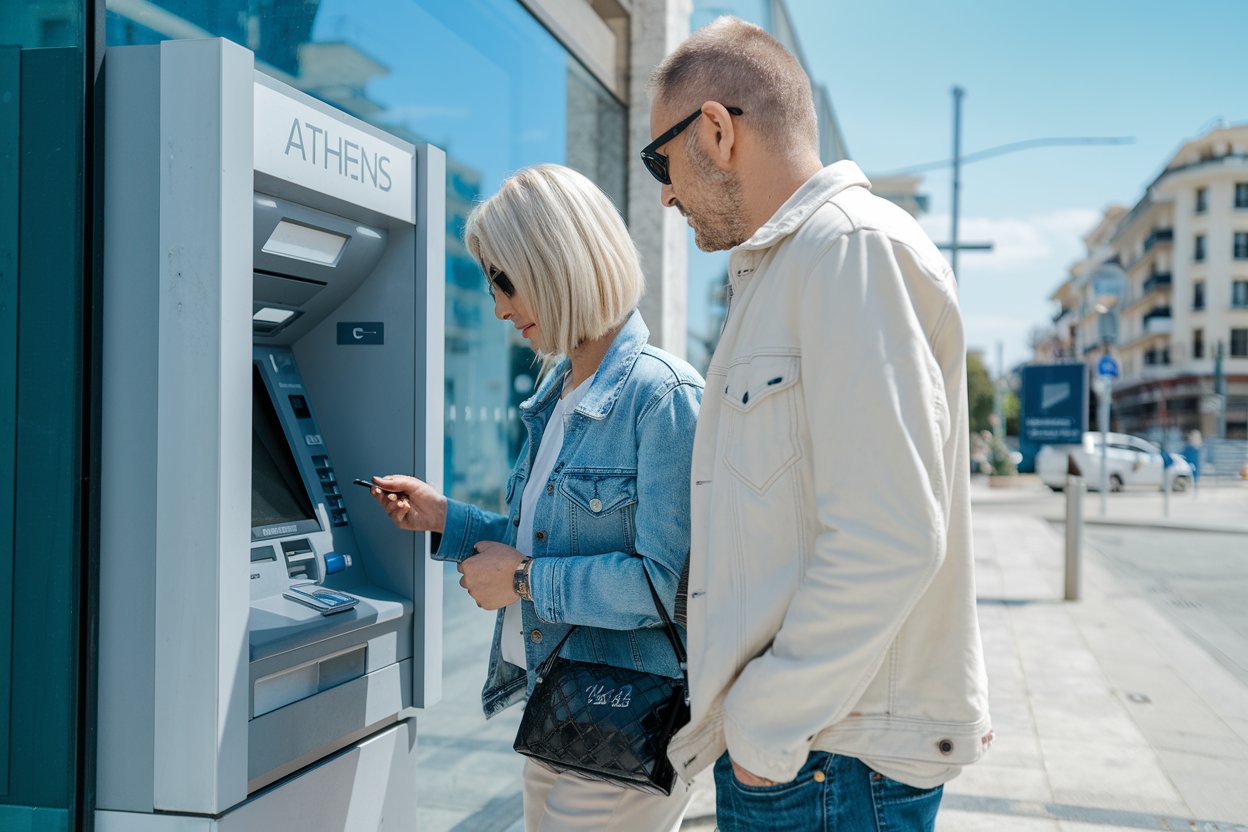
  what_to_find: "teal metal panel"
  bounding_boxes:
[0,805,71,832]
[7,46,84,810]
[0,44,19,801]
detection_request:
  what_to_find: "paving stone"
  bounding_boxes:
[1041,738,1191,817]
[945,762,1053,803]
[1154,748,1248,822]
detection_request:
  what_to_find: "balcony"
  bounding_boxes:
[1142,306,1173,336]
[1144,317,1173,336]
[1143,228,1174,253]
[1142,272,1172,293]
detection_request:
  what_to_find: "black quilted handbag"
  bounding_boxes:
[513,570,690,795]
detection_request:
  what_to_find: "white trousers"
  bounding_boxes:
[521,759,693,832]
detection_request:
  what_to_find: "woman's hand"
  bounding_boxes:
[370,474,447,534]
[458,541,525,610]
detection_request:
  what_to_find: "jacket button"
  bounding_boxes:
[938,739,954,755]
[512,516,520,527]
[535,531,546,540]
[530,629,543,643]
[545,484,554,495]
[589,498,603,513]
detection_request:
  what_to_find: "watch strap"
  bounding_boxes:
[513,556,533,601]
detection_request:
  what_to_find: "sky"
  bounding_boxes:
[774,0,1247,371]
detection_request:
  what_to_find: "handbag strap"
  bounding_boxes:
[536,565,686,682]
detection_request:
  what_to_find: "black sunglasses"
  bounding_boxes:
[640,106,743,185]
[486,267,515,299]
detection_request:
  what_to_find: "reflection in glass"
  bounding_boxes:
[105,0,627,512]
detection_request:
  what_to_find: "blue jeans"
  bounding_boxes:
[713,751,943,831]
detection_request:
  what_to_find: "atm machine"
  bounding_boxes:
[98,39,444,830]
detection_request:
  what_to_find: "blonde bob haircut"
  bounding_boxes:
[464,164,645,360]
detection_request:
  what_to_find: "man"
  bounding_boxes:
[642,17,991,831]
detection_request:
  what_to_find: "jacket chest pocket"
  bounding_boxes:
[722,354,801,493]
[560,472,638,556]
[505,467,528,516]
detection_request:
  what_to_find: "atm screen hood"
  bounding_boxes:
[251,193,388,343]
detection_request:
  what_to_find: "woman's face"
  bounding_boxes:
[488,269,541,347]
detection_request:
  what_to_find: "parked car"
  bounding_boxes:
[1035,432,1193,493]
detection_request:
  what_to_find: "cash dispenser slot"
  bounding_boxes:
[246,586,412,793]
[253,644,367,717]
[281,538,318,580]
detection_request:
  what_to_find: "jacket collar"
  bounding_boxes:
[519,309,649,422]
[735,160,871,252]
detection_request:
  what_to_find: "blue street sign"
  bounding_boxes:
[1020,363,1088,445]
[1097,355,1119,378]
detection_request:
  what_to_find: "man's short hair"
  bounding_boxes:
[651,17,818,159]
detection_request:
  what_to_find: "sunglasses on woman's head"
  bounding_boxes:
[639,106,743,185]
[487,267,515,299]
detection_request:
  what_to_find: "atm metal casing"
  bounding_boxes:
[98,38,444,829]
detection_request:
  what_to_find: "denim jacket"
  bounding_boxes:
[433,310,704,718]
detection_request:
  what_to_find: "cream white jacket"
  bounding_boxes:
[668,162,991,789]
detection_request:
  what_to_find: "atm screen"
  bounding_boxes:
[252,365,317,530]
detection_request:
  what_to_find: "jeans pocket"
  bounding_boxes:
[870,770,943,830]
[714,752,831,832]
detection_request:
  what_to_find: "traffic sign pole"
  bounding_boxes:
[1100,377,1110,516]
[1095,352,1118,517]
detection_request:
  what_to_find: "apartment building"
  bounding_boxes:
[1043,124,1248,440]
[1041,205,1129,364]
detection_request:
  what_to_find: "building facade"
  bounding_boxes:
[1041,205,1129,364]
[0,0,698,826]
[1041,125,1248,441]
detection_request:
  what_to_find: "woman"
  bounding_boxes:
[369,164,704,831]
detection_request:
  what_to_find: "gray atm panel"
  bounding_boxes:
[99,38,443,825]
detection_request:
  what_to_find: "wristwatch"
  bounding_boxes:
[513,556,534,602]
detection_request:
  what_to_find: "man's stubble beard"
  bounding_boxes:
[685,132,750,252]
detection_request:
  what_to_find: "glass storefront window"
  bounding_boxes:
[106,0,627,513]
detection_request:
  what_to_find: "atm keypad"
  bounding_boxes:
[310,454,348,526]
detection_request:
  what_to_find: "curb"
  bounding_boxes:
[1042,514,1248,536]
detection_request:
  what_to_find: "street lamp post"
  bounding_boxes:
[950,86,965,279]
[887,92,1133,276]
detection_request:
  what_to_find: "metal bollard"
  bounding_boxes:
[1064,474,1085,601]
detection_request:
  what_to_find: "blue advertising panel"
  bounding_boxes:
[1020,363,1087,444]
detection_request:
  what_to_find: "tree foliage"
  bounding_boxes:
[966,352,994,433]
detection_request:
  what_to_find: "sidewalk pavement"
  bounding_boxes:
[678,487,1248,831]
[418,485,1248,831]
[931,503,1248,831]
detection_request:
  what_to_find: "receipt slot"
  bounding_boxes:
[98,39,444,830]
